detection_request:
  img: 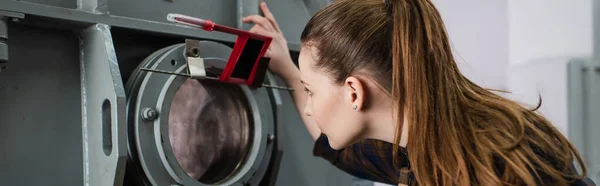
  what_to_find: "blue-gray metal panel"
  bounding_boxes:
[584,62,600,182]
[0,1,237,47]
[239,0,259,30]
[107,0,237,28]
[79,24,128,186]
[0,42,6,62]
[0,0,302,51]
[263,0,311,47]
[594,0,599,62]
[0,23,83,186]
[568,59,587,173]
[21,0,76,9]
[76,0,107,13]
[301,0,330,15]
[0,17,6,39]
[0,17,6,63]
[568,59,600,183]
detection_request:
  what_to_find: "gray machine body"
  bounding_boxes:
[0,0,362,185]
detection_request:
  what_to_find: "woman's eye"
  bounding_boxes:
[303,87,313,96]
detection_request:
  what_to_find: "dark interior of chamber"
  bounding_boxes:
[168,78,253,184]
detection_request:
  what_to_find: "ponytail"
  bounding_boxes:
[390,0,586,185]
[390,0,459,185]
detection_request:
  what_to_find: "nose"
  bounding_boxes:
[303,99,313,116]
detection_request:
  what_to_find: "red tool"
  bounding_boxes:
[167,13,273,88]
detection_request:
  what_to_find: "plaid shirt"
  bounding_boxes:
[313,135,596,186]
[313,135,415,185]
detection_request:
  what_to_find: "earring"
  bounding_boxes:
[353,105,358,110]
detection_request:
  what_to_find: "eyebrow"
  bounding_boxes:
[300,80,310,86]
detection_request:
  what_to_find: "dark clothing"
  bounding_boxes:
[313,135,596,185]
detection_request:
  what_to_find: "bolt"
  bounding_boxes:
[186,47,200,57]
[11,18,19,22]
[192,48,200,57]
[141,108,158,121]
[267,134,275,142]
[171,184,182,186]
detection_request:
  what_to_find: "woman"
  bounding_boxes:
[243,0,594,185]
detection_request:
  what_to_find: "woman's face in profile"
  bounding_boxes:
[298,46,366,150]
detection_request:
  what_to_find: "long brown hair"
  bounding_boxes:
[300,0,587,185]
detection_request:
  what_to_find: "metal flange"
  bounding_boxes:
[125,41,276,186]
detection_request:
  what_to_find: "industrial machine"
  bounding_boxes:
[0,0,363,185]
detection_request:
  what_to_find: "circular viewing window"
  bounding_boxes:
[168,78,253,184]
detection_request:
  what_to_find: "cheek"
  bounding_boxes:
[311,91,364,150]
[310,93,337,129]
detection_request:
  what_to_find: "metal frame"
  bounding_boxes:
[568,59,600,183]
[582,61,600,182]
[258,72,285,186]
[79,23,128,186]
[0,13,9,67]
[125,41,276,186]
[0,0,302,51]
[237,0,259,30]
[0,0,299,184]
[568,59,586,166]
[595,0,600,61]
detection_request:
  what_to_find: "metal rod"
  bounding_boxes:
[140,68,293,91]
[141,68,190,77]
[262,84,294,91]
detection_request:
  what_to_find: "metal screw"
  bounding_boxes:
[11,18,19,22]
[171,184,182,186]
[141,108,158,121]
[267,134,275,142]
[191,48,200,57]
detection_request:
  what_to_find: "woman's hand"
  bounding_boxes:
[243,2,321,140]
[242,2,295,76]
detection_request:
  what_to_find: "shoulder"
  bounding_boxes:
[313,135,411,184]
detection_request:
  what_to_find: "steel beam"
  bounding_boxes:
[237,0,259,30]
[77,0,108,13]
[594,0,600,62]
[568,59,586,170]
[0,16,7,65]
[583,62,600,182]
[0,0,302,51]
[79,24,127,186]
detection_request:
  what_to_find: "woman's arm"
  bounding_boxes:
[243,2,321,140]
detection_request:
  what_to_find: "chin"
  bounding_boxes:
[329,141,344,150]
[326,134,348,150]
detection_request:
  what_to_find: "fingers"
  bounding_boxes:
[248,26,274,58]
[260,2,281,32]
[264,48,272,58]
[248,24,273,37]
[242,15,274,31]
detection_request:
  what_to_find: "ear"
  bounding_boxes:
[344,76,365,111]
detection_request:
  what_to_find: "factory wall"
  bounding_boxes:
[508,0,594,66]
[432,0,509,90]
[506,0,595,136]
